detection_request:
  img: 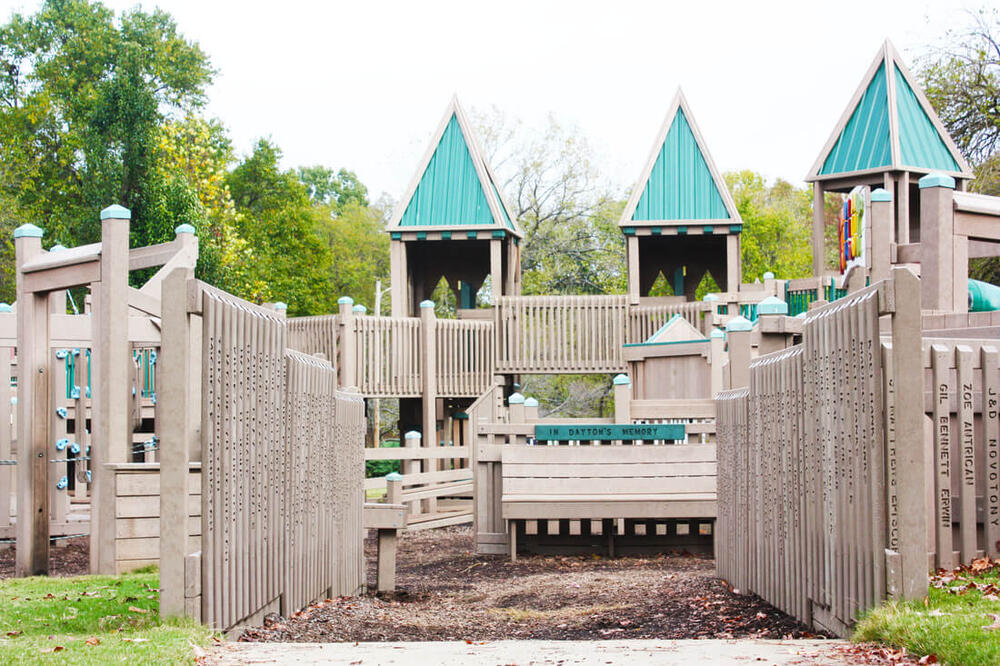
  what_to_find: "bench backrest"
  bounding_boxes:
[501,444,716,496]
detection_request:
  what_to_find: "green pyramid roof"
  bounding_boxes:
[621,89,740,226]
[388,97,521,236]
[808,41,971,182]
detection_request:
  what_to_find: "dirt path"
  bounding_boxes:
[0,537,90,578]
[238,526,822,642]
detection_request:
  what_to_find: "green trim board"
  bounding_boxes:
[388,97,523,237]
[534,423,686,441]
[620,88,741,228]
[808,40,972,181]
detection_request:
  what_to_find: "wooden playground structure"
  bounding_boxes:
[2,39,1000,638]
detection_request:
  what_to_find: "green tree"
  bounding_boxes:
[297,166,370,212]
[0,0,213,249]
[227,139,335,315]
[314,198,391,310]
[725,171,814,282]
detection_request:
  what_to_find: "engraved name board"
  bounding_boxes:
[533,423,685,441]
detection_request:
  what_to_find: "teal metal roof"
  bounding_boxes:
[396,110,517,233]
[895,64,961,172]
[632,108,730,221]
[819,63,892,176]
[810,42,970,180]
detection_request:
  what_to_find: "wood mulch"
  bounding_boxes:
[0,536,90,579]
[238,526,825,643]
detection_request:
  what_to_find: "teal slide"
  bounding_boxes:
[969,279,1000,312]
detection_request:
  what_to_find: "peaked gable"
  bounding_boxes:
[646,314,707,344]
[389,98,521,236]
[808,41,971,181]
[621,90,740,226]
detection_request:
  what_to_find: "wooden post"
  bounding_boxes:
[898,172,910,245]
[272,301,287,319]
[613,374,631,424]
[14,223,48,576]
[419,300,437,514]
[627,236,640,305]
[90,204,131,575]
[870,188,892,284]
[756,296,789,356]
[727,235,741,294]
[490,239,502,304]
[403,430,420,516]
[390,240,408,317]
[160,265,195,618]
[710,328,725,397]
[508,392,525,424]
[524,397,539,422]
[377,472,402,593]
[812,182,825,277]
[726,316,753,389]
[338,297,357,388]
[919,173,956,312]
[891,266,929,600]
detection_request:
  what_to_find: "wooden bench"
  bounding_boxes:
[501,443,716,560]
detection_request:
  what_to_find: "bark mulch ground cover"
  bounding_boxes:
[238,526,824,643]
[0,536,90,579]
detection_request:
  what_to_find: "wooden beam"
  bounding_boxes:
[128,239,183,271]
[22,261,100,293]
[812,182,825,276]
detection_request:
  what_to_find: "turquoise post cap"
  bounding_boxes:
[175,223,196,235]
[0,303,11,313]
[273,302,288,311]
[918,172,956,190]
[871,188,892,202]
[726,316,754,332]
[762,271,775,280]
[508,392,525,404]
[512,382,521,390]
[100,204,131,220]
[757,295,788,316]
[612,374,631,386]
[702,293,719,302]
[338,296,354,306]
[710,327,725,339]
[454,411,469,420]
[352,304,367,314]
[524,397,539,408]
[419,300,435,309]
[49,244,67,253]
[385,472,403,481]
[14,223,43,239]
[404,430,421,440]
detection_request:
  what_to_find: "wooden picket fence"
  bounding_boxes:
[715,270,963,636]
[626,301,713,341]
[160,275,365,632]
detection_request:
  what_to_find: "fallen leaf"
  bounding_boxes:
[85,637,100,646]
[40,646,64,654]
[983,613,1000,631]
[6,631,21,637]
[128,606,149,614]
[121,638,149,643]
[918,655,938,664]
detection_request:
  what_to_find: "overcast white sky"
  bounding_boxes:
[1,0,992,201]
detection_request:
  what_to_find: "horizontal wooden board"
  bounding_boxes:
[116,535,200,560]
[116,495,200,519]
[502,444,716,465]
[503,475,716,495]
[115,472,201,497]
[535,423,685,441]
[503,461,717,478]
[364,468,472,490]
[116,516,201,539]
[502,497,717,520]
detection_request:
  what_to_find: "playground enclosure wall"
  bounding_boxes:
[717,269,1000,635]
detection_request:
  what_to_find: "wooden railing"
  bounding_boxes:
[627,302,712,341]
[716,272,928,636]
[495,295,628,374]
[287,314,340,372]
[355,315,422,397]
[435,319,494,397]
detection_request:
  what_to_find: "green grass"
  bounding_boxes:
[854,559,1000,665]
[0,570,213,664]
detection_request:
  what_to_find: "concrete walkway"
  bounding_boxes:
[208,639,852,665]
